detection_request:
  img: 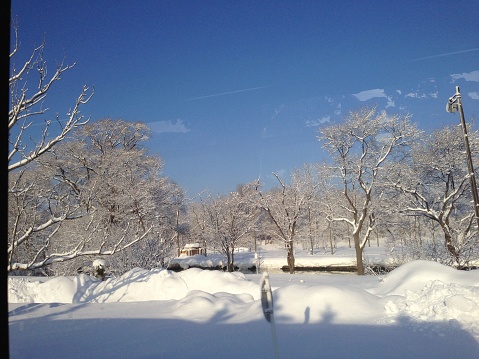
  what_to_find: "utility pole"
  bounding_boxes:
[446,86,479,230]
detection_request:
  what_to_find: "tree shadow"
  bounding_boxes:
[72,268,153,303]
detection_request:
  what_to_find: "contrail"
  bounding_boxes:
[410,48,479,62]
[187,85,270,101]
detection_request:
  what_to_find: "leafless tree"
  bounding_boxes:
[9,23,94,172]
[318,107,420,275]
[255,165,319,274]
[8,119,183,275]
[195,183,258,272]
[300,165,340,255]
[391,124,479,267]
[8,24,95,274]
[188,198,210,256]
[315,170,350,253]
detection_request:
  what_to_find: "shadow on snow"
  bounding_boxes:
[9,302,479,359]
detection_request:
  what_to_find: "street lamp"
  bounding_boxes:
[447,86,479,230]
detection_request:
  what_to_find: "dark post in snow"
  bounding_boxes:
[446,86,479,230]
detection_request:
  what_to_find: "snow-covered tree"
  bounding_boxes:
[318,107,419,275]
[8,119,183,275]
[8,24,94,274]
[317,174,353,252]
[195,183,258,272]
[255,165,319,274]
[188,199,210,256]
[8,166,83,275]
[391,124,479,267]
[301,165,344,255]
[9,23,93,172]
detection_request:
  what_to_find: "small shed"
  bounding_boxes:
[180,243,205,256]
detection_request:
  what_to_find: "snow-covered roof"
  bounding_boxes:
[183,243,202,248]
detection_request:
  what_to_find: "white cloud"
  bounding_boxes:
[353,89,395,108]
[405,92,427,99]
[469,92,479,100]
[450,70,479,82]
[305,116,330,127]
[334,103,342,115]
[353,89,387,101]
[429,92,438,99]
[149,119,190,134]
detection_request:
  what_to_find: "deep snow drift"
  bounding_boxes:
[8,260,479,359]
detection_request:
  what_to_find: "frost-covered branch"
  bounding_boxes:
[9,85,94,171]
[318,107,420,274]
[8,27,94,172]
[8,226,153,272]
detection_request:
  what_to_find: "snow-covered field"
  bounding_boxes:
[171,243,391,272]
[8,254,479,359]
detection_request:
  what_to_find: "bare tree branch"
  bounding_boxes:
[9,26,94,172]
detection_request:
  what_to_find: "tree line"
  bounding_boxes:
[9,29,479,276]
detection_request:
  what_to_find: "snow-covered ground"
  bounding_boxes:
[171,243,392,272]
[8,255,479,358]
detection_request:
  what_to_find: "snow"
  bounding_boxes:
[92,258,107,268]
[171,243,390,272]
[8,259,479,358]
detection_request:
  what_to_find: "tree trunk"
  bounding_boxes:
[176,209,181,256]
[225,250,233,272]
[287,241,295,274]
[329,222,334,255]
[354,232,365,275]
[308,208,314,255]
[443,230,460,264]
[230,250,235,272]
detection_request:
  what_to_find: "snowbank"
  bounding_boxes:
[370,259,479,296]
[8,267,260,304]
[8,260,479,359]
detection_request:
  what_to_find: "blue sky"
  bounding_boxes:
[10,0,479,197]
